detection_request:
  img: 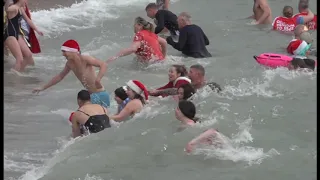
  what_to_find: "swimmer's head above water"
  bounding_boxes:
[114,86,128,104]
[168,64,188,82]
[77,90,91,107]
[188,64,205,83]
[134,16,154,33]
[175,100,199,123]
[294,25,308,38]
[177,84,195,101]
[61,39,81,59]
[177,12,192,29]
[282,6,293,18]
[145,3,158,19]
[126,80,148,104]
[298,1,308,13]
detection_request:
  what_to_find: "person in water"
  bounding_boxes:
[149,65,191,97]
[287,25,312,57]
[106,17,167,63]
[4,0,43,72]
[177,83,195,101]
[110,80,148,122]
[272,6,314,32]
[166,12,211,58]
[288,58,315,71]
[33,40,111,107]
[248,0,272,25]
[114,86,131,114]
[70,90,110,138]
[175,100,199,126]
[145,3,180,37]
[185,128,221,153]
[188,64,222,92]
[156,0,170,10]
[293,0,317,30]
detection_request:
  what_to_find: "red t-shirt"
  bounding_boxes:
[157,77,191,90]
[272,16,296,32]
[133,30,164,61]
[293,12,317,30]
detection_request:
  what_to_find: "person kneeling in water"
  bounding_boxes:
[70,90,111,138]
[110,80,148,122]
[288,58,315,71]
[149,65,191,97]
[114,86,131,114]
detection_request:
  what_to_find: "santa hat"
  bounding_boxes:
[287,39,311,56]
[126,80,149,100]
[61,39,80,53]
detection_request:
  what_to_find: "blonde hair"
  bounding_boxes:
[135,17,154,32]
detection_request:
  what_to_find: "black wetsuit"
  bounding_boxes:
[166,24,212,58]
[154,10,179,36]
[77,106,111,134]
[4,10,22,41]
[206,82,222,92]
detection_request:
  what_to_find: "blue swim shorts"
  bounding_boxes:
[90,91,110,108]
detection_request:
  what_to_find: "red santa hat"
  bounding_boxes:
[126,80,149,100]
[287,39,311,56]
[61,39,80,53]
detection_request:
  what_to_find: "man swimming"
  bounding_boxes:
[188,64,222,92]
[32,39,111,107]
[166,12,211,58]
[248,0,272,24]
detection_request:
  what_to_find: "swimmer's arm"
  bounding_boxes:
[71,113,81,138]
[20,8,40,32]
[255,0,271,24]
[41,64,71,90]
[155,88,178,96]
[167,29,187,51]
[296,9,314,24]
[109,42,141,62]
[186,129,217,152]
[154,12,165,34]
[84,56,107,81]
[164,0,170,10]
[110,102,134,121]
[158,36,167,57]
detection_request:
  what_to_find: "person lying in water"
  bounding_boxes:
[288,58,315,71]
[70,90,111,138]
[114,86,131,114]
[32,39,111,108]
[110,80,148,122]
[149,65,191,97]
[185,128,222,153]
[106,17,167,64]
[188,64,222,92]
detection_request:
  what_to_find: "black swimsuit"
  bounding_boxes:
[4,10,22,41]
[77,106,111,134]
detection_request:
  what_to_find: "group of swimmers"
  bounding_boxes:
[4,0,318,152]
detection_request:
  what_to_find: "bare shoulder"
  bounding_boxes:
[7,4,18,12]
[81,55,96,61]
[127,99,143,107]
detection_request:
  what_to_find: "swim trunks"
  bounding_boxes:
[90,91,110,108]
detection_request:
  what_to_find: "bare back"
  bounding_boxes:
[67,55,104,93]
[76,104,108,125]
[253,0,272,24]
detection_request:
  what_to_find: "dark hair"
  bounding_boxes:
[299,1,308,9]
[133,93,146,105]
[145,3,157,10]
[178,100,199,123]
[114,86,128,101]
[135,16,154,32]
[283,6,293,18]
[172,64,188,77]
[303,58,315,71]
[77,90,91,101]
[190,64,205,76]
[179,84,195,100]
[207,82,222,93]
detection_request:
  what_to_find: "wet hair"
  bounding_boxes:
[114,86,128,101]
[190,64,205,76]
[145,3,157,10]
[172,64,188,77]
[290,58,314,70]
[178,84,195,100]
[135,16,154,32]
[207,82,222,93]
[282,6,293,18]
[133,93,146,105]
[178,100,199,123]
[77,90,91,101]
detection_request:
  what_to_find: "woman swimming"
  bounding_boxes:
[114,86,131,114]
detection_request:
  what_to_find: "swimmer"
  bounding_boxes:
[106,17,166,63]
[70,90,111,138]
[33,40,111,107]
[166,12,212,58]
[145,3,179,37]
[177,83,195,101]
[114,86,131,114]
[110,80,148,122]
[293,0,317,30]
[248,0,272,25]
[175,100,199,132]
[188,64,222,92]
[156,0,170,10]
[288,58,315,71]
[149,65,191,97]
[4,0,43,72]
[185,128,222,153]
[287,25,312,57]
